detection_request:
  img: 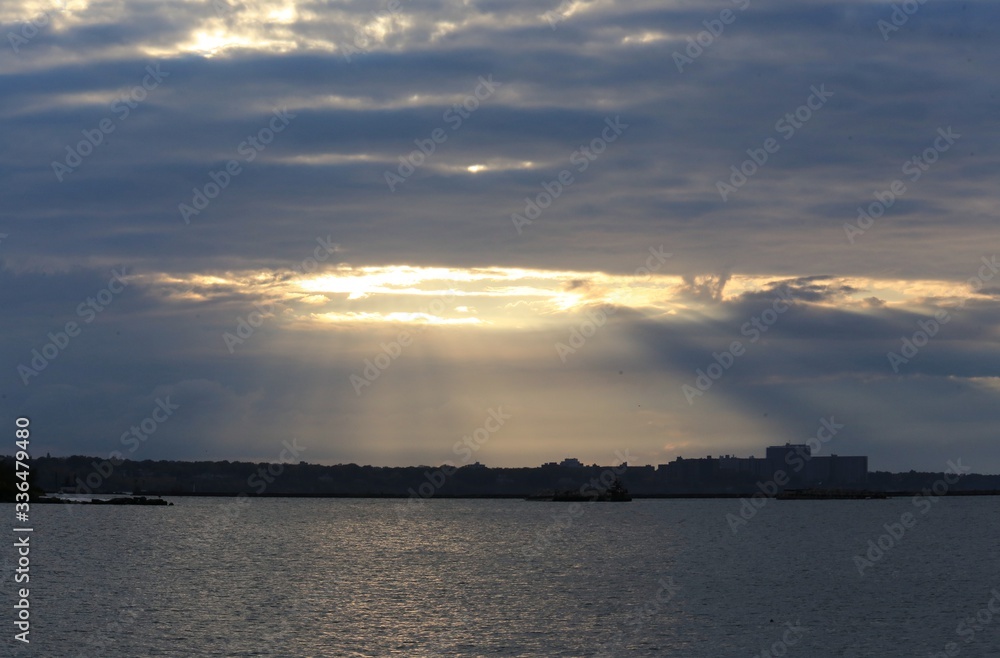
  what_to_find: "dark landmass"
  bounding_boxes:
[0,461,44,503]
[34,495,173,506]
[1,455,999,501]
[775,489,888,500]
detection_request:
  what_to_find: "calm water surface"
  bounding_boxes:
[4,497,999,656]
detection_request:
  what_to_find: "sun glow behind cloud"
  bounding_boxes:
[311,311,484,325]
[140,264,988,333]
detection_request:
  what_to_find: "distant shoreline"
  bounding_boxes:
[34,489,1000,500]
[10,455,1000,501]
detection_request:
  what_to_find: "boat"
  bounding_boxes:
[525,478,632,502]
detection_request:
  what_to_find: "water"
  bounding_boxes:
[4,496,999,656]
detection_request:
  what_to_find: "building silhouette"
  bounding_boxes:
[659,444,867,491]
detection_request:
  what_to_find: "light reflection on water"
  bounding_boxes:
[9,497,1000,656]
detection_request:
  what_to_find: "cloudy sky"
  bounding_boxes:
[1,0,998,471]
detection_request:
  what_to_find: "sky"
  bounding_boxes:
[1,0,998,472]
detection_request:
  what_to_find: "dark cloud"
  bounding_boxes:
[2,0,999,470]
